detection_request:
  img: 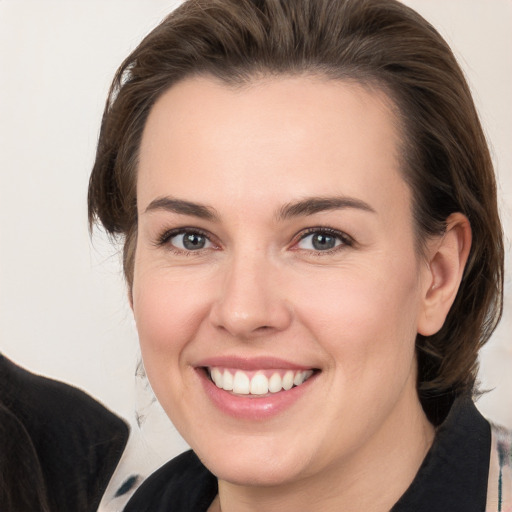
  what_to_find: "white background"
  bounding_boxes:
[1,0,511,467]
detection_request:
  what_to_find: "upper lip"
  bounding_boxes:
[195,356,315,371]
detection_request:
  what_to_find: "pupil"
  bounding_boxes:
[183,233,205,250]
[312,234,335,250]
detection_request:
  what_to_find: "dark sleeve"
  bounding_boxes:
[0,354,129,512]
[0,403,51,512]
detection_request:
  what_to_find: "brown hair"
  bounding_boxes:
[88,0,503,422]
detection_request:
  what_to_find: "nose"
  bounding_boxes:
[209,252,293,339]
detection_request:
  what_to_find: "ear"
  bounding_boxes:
[417,212,472,336]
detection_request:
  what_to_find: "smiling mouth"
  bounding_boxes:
[205,367,316,396]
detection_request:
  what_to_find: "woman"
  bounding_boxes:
[88,0,511,510]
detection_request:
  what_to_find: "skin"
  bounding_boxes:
[132,75,471,512]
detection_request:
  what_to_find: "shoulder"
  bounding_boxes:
[0,354,129,512]
[124,450,217,512]
[0,353,128,460]
[486,423,512,512]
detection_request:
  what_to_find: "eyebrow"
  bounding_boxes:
[143,195,375,222]
[144,197,219,221]
[277,196,376,220]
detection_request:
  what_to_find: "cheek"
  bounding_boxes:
[131,271,213,421]
[132,269,211,373]
[292,257,422,379]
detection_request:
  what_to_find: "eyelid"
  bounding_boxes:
[155,226,218,250]
[291,227,354,252]
[154,225,353,255]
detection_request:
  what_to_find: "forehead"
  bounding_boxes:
[137,75,408,218]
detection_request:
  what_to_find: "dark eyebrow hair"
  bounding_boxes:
[278,196,375,220]
[144,195,374,222]
[144,197,218,221]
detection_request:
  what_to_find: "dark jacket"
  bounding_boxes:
[0,354,129,512]
[124,395,510,512]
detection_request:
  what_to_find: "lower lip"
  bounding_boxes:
[197,369,317,421]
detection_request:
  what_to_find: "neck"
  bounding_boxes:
[211,390,434,512]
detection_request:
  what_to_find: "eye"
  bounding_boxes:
[162,229,215,252]
[295,229,351,252]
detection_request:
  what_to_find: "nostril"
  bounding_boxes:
[208,288,294,337]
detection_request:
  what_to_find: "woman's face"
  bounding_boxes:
[132,76,434,486]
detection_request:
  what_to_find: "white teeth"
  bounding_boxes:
[268,372,283,393]
[208,368,314,395]
[233,371,250,394]
[282,370,294,391]
[293,371,306,386]
[222,369,233,391]
[250,373,269,395]
[211,367,223,388]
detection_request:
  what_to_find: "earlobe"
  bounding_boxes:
[417,213,472,336]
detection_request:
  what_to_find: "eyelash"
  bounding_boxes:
[293,227,354,255]
[156,227,216,256]
[155,226,354,255]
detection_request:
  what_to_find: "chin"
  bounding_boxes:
[208,458,303,487]
[194,438,311,487]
